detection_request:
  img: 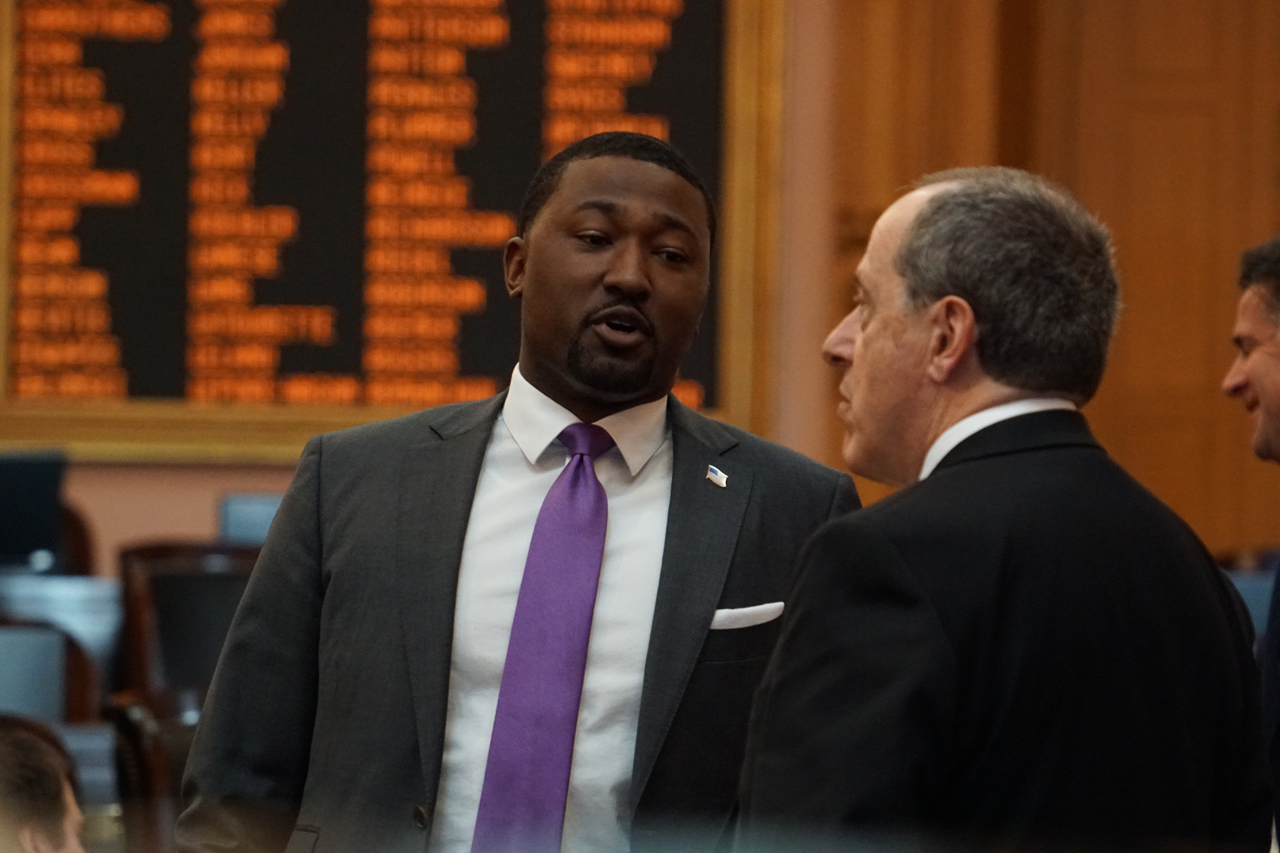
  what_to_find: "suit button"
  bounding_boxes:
[412,805,428,830]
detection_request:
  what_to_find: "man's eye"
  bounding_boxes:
[656,248,689,263]
[577,232,609,246]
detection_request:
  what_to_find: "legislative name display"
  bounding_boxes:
[3,0,723,443]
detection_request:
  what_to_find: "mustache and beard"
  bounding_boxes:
[566,301,657,397]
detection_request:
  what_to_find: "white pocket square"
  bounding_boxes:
[710,601,784,630]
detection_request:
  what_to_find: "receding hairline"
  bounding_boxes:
[895,169,1093,273]
[884,180,959,286]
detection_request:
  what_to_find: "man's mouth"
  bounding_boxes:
[590,306,652,348]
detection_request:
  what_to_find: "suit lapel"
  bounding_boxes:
[629,401,755,812]
[396,394,505,809]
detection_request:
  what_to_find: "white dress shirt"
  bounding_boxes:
[429,366,672,853]
[918,397,1077,480]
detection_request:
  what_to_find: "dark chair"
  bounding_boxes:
[118,543,258,699]
[114,544,257,853]
[109,690,199,853]
[0,574,123,696]
[60,503,96,574]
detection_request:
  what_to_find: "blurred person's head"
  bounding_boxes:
[822,167,1119,484]
[1223,235,1280,461]
[0,716,83,853]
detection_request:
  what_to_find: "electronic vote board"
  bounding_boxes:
[2,0,724,446]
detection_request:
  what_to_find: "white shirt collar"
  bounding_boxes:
[918,397,1077,481]
[502,365,669,477]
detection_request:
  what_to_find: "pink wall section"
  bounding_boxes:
[63,462,298,576]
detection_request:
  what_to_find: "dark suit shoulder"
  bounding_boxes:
[309,395,503,458]
[745,425,1271,846]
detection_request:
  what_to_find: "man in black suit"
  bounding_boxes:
[738,168,1271,849]
[1223,234,1280,828]
[176,132,856,853]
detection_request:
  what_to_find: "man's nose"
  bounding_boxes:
[603,241,650,294]
[1222,359,1246,396]
[822,314,855,368]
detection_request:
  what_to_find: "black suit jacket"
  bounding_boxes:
[1255,560,1280,823]
[176,394,857,853]
[739,411,1270,850]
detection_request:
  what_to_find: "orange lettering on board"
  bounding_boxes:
[8,0,171,400]
[361,1,513,397]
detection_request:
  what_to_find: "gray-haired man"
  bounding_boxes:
[739,168,1271,850]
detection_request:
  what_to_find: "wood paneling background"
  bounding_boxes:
[830,0,1280,551]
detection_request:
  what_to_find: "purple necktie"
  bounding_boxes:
[472,422,615,853]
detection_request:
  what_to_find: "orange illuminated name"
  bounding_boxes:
[277,374,363,405]
[19,68,105,100]
[368,45,466,74]
[364,377,496,406]
[188,306,335,343]
[368,12,508,44]
[364,278,487,310]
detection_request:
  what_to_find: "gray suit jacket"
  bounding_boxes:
[177,394,857,853]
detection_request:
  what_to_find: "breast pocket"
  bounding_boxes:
[697,617,783,663]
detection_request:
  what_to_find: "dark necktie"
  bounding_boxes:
[471,422,616,853]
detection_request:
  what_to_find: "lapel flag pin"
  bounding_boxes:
[706,465,728,488]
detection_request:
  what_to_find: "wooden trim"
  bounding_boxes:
[0,1,782,462]
[721,0,784,436]
[0,0,14,403]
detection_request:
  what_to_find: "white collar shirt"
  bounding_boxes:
[918,398,1078,481]
[430,366,672,853]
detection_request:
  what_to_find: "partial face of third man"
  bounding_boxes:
[1224,282,1280,462]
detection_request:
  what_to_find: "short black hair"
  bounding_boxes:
[0,715,76,845]
[1240,235,1280,318]
[516,131,717,247]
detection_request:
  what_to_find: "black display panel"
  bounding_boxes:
[7,0,722,412]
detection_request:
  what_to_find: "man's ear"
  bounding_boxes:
[17,824,55,853]
[503,236,527,299]
[925,295,978,383]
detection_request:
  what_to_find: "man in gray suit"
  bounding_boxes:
[177,132,857,853]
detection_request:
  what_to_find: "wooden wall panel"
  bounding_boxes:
[832,0,1000,504]
[828,0,1280,551]
[1034,0,1280,552]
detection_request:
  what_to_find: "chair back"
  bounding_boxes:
[0,625,65,720]
[0,616,101,722]
[119,543,258,696]
[0,574,123,693]
[109,690,197,853]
